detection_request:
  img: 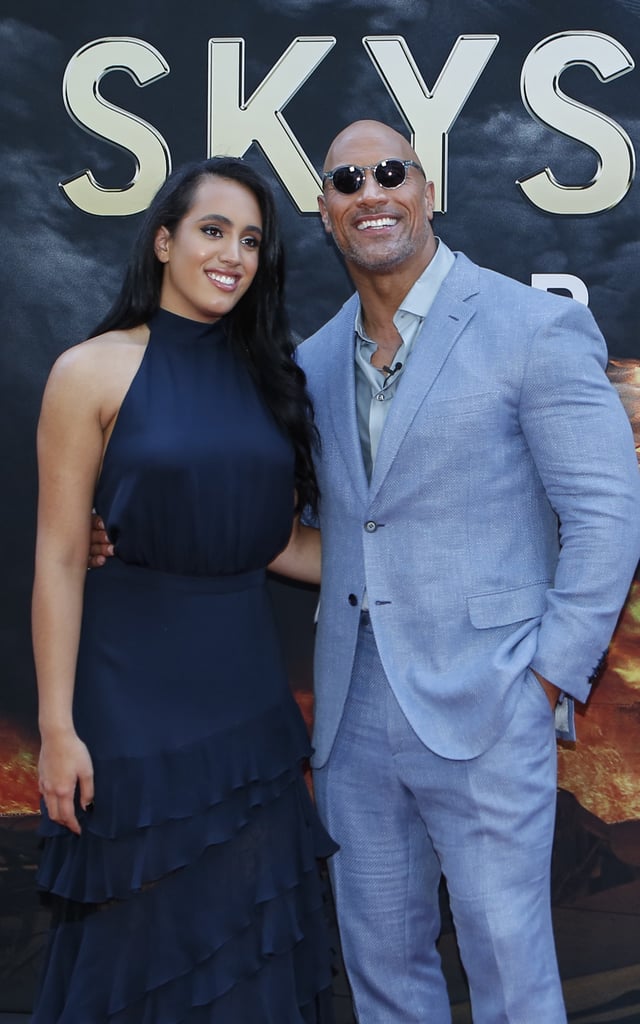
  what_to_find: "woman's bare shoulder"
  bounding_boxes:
[56,324,148,366]
[48,325,149,386]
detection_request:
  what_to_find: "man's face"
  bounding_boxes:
[318,121,435,276]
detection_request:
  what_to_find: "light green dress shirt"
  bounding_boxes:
[354,239,455,479]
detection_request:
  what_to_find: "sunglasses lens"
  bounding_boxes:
[328,160,412,193]
[374,160,406,188]
[331,166,363,194]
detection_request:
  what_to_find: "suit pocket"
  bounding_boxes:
[467,580,550,629]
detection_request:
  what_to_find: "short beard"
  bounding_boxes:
[339,241,416,274]
[333,215,431,275]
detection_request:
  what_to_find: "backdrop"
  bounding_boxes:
[1,0,639,1018]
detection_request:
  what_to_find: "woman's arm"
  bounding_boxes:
[32,344,107,834]
[268,517,321,585]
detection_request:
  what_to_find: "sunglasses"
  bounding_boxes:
[322,159,425,195]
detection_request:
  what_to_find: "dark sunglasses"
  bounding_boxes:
[322,159,425,195]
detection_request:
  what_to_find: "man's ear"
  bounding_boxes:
[154,226,171,263]
[317,195,332,236]
[424,180,435,222]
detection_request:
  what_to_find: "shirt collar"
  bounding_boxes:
[355,238,455,343]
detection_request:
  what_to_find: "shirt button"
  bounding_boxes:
[364,521,377,533]
[348,594,358,606]
[376,393,385,401]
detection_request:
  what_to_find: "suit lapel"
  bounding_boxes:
[323,297,370,503]
[369,255,479,501]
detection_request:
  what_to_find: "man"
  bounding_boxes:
[295,120,640,1023]
[92,120,640,1022]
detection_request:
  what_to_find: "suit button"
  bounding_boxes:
[348,594,358,606]
[364,521,377,532]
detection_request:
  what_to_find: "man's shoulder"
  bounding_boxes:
[443,253,601,348]
[448,250,587,316]
[298,292,359,363]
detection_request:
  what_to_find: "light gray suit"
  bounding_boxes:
[298,252,640,1022]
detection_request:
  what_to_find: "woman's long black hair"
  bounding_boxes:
[93,156,319,514]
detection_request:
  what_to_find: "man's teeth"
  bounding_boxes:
[357,217,397,231]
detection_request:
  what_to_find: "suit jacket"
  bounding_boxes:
[298,252,640,766]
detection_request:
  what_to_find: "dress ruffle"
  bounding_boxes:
[37,700,332,901]
[35,708,337,1022]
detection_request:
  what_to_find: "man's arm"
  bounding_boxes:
[520,299,640,702]
[268,518,321,585]
[89,513,322,585]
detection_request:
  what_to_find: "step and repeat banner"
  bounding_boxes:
[1,0,639,1015]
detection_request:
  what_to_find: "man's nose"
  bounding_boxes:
[357,168,386,202]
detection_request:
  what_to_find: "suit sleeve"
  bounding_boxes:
[520,299,640,701]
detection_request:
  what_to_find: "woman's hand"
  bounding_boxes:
[38,729,94,835]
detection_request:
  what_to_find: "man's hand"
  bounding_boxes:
[89,514,113,568]
[531,668,561,710]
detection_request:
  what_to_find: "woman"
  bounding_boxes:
[32,157,334,1022]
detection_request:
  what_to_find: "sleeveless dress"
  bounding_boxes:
[34,308,336,1023]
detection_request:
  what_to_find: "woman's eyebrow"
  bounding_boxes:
[196,213,262,236]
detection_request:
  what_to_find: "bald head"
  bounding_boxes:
[323,120,420,174]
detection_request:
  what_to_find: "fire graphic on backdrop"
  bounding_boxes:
[2,360,640,823]
[558,359,640,824]
[0,723,38,816]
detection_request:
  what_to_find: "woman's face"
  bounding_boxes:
[154,175,263,323]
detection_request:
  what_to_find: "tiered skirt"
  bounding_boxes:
[34,561,336,1023]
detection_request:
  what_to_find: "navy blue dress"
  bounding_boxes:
[35,309,336,1023]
